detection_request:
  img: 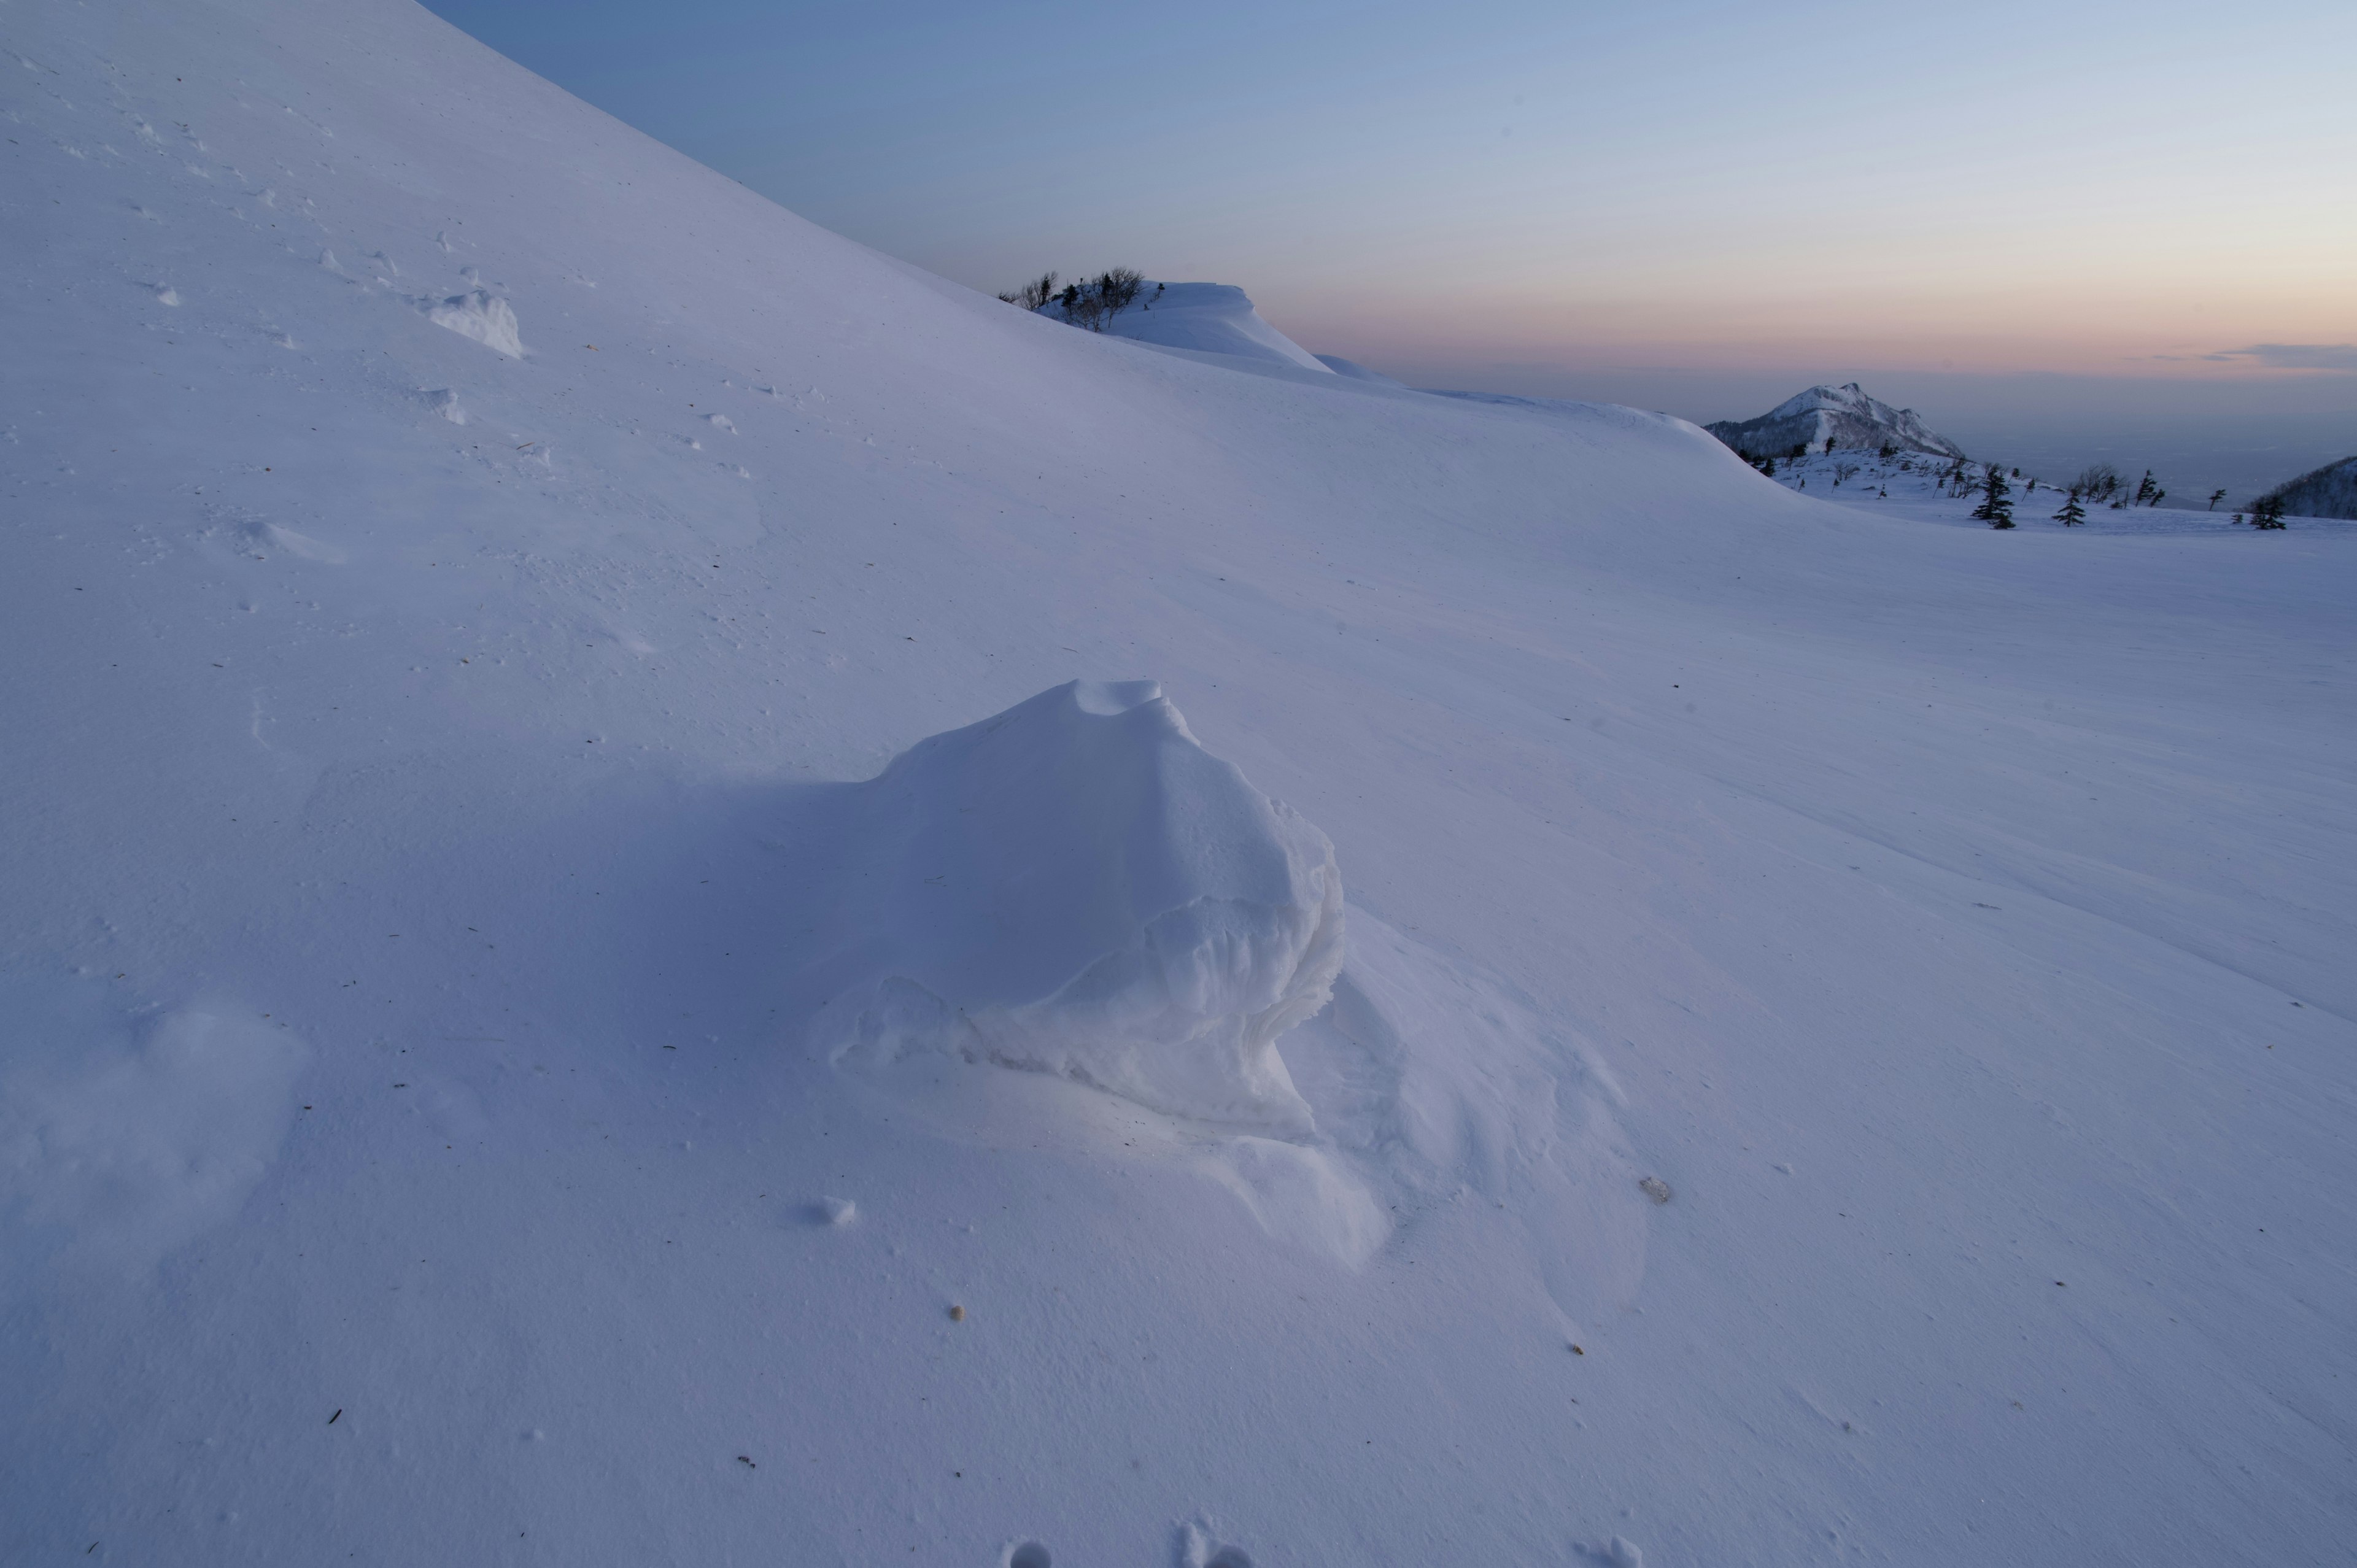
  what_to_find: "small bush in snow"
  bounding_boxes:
[996,271,1061,312]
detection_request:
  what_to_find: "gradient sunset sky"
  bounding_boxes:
[424,0,2355,489]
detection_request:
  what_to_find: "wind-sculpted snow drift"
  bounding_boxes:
[811,682,1643,1280]
[815,681,1343,1135]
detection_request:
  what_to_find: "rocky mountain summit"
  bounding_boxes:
[1708,382,1967,460]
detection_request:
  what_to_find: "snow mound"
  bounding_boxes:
[807,685,1638,1275]
[423,288,524,357]
[1706,380,1965,460]
[816,681,1343,1135]
[1090,282,1333,373]
[1,991,306,1292]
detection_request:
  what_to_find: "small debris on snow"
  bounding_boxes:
[1638,1176,1673,1205]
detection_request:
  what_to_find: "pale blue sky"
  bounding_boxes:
[424,0,2356,494]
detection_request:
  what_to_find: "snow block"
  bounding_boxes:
[818,681,1343,1135]
[424,289,524,357]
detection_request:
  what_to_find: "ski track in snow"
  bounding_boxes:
[0,1,2352,1565]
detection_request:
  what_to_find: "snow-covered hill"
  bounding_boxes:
[1708,380,1968,460]
[1047,280,1334,374]
[4,2,2354,1566]
[2260,452,2357,520]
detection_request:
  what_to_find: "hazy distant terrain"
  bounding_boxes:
[1349,360,2357,506]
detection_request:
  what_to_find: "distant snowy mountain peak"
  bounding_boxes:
[1707,381,1966,460]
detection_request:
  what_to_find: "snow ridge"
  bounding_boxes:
[1079,282,1334,373]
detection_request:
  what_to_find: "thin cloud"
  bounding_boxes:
[2210,344,2357,371]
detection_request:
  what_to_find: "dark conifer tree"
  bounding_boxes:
[1970,463,2015,528]
[2053,489,2086,527]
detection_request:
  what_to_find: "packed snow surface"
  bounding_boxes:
[1708,380,1968,459]
[4,2,2355,1566]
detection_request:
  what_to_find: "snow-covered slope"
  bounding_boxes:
[1765,446,2357,535]
[1708,380,1968,459]
[1314,353,1404,386]
[2260,452,2357,520]
[5,3,2355,1566]
[1083,280,1334,372]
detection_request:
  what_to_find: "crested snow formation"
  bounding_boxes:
[810,681,1638,1272]
[422,288,525,357]
[1707,381,1967,460]
[2259,453,2357,519]
[815,681,1343,1135]
[1077,280,1336,372]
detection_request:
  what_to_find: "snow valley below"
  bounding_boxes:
[2,2,2354,1566]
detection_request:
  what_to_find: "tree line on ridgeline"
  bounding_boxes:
[1733,442,2288,530]
[997,268,1151,331]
